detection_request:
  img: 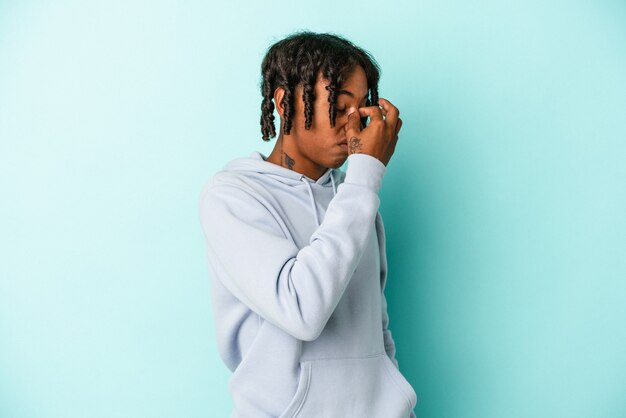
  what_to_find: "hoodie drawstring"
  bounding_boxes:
[301,170,337,228]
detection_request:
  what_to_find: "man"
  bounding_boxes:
[199,31,416,417]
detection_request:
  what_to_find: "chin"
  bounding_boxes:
[329,156,348,168]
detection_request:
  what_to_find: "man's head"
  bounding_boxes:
[260,31,381,175]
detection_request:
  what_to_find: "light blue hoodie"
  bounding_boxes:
[198,150,418,418]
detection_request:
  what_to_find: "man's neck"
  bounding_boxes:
[266,137,327,181]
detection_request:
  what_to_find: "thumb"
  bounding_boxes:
[345,107,361,136]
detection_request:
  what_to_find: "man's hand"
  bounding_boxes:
[344,97,403,167]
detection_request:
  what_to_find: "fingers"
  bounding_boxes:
[377,98,400,132]
[357,104,384,123]
[395,117,402,138]
[346,99,402,142]
[345,106,362,136]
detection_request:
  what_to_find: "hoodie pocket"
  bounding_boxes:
[381,354,418,412]
[277,361,312,418]
[277,353,416,418]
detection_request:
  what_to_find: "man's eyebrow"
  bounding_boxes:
[338,89,369,100]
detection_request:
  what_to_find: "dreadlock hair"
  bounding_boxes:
[259,30,381,142]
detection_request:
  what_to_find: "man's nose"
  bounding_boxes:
[340,106,357,124]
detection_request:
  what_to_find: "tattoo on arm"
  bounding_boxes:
[348,136,363,154]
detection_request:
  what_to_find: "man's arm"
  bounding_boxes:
[199,153,386,342]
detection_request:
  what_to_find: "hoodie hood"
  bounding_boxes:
[221,150,344,228]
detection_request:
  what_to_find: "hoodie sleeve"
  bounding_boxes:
[198,153,386,342]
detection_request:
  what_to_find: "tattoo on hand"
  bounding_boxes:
[348,136,363,154]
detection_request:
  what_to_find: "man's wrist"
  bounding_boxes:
[343,153,386,193]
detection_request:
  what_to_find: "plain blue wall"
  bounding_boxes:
[1,1,625,417]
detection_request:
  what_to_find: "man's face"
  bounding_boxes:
[289,65,369,169]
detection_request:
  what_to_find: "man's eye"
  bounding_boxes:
[337,108,346,112]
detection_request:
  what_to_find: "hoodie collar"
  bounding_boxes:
[222,150,338,228]
[223,151,335,185]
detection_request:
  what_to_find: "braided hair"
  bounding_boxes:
[259,30,381,142]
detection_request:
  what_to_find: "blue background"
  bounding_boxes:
[1,1,625,417]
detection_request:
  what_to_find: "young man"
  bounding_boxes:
[198,31,417,417]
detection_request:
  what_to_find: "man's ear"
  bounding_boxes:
[273,87,285,121]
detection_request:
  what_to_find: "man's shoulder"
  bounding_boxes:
[198,173,259,209]
[200,169,265,194]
